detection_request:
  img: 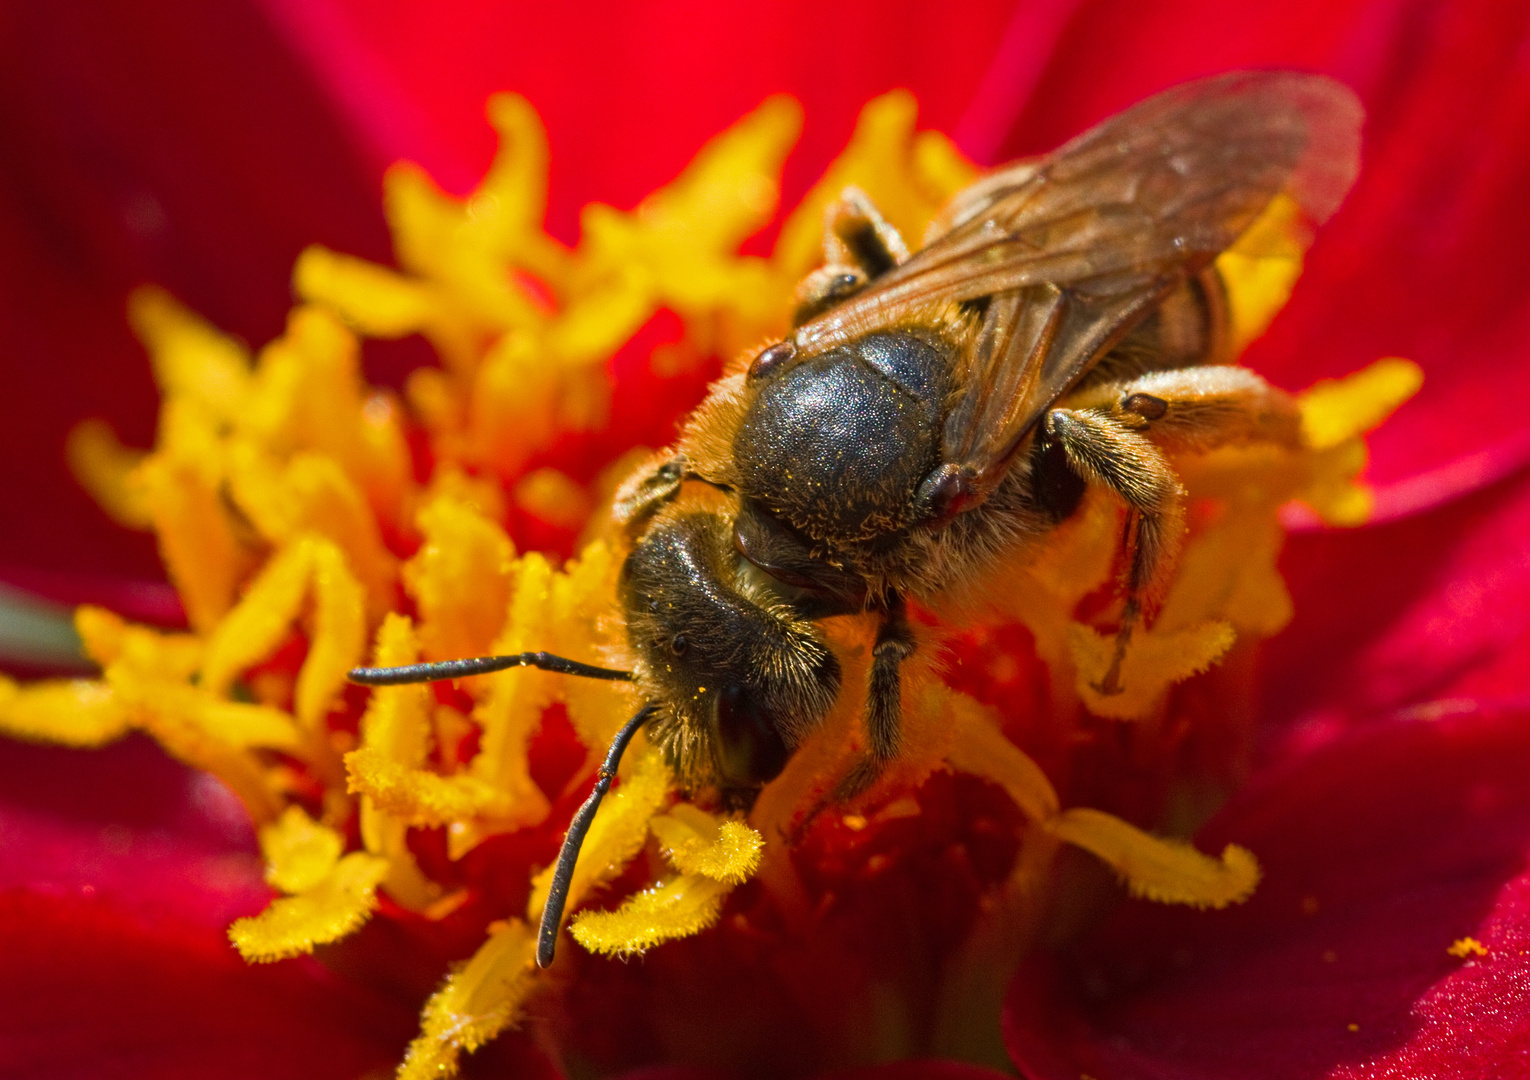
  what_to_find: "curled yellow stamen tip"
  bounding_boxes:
[293,245,437,338]
[127,283,253,418]
[571,875,734,958]
[1301,357,1424,451]
[1046,808,1260,909]
[259,805,345,894]
[651,804,764,884]
[1069,620,1237,720]
[399,920,539,1080]
[65,419,152,529]
[229,851,390,962]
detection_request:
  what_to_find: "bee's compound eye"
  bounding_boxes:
[713,684,789,786]
[746,341,796,382]
[670,634,689,656]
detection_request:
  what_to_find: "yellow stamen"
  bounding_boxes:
[350,613,439,910]
[1069,620,1237,720]
[0,675,130,747]
[1215,192,1310,356]
[1302,357,1424,451]
[572,804,763,957]
[403,495,517,669]
[65,419,151,529]
[1294,357,1424,526]
[137,453,247,633]
[571,875,734,958]
[345,748,510,825]
[944,704,1059,824]
[199,535,365,730]
[399,920,538,1080]
[229,851,390,962]
[128,284,254,421]
[946,703,1257,909]
[649,804,765,884]
[259,805,346,894]
[1044,807,1260,908]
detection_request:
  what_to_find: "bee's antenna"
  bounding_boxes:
[347,652,633,686]
[537,702,657,968]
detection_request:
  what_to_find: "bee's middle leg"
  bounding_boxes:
[835,597,915,799]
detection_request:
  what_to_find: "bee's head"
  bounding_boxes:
[620,509,841,791]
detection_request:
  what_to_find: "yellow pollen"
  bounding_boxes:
[0,88,1420,1079]
[1448,937,1489,958]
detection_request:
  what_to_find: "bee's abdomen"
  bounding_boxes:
[1084,266,1231,387]
[732,329,951,545]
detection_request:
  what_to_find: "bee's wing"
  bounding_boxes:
[793,71,1361,500]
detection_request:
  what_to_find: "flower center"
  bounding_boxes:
[1,90,1418,1077]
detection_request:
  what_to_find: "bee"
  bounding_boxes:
[350,70,1363,966]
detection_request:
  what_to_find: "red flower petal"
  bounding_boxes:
[1267,466,1530,753]
[0,735,570,1080]
[1004,705,1530,1079]
[0,735,413,1079]
[0,0,389,591]
[0,890,416,1080]
[0,735,265,926]
[993,0,1530,511]
[258,0,1024,233]
[606,1060,1018,1080]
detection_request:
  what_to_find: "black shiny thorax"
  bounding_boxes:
[731,328,955,549]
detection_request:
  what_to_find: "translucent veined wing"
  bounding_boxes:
[791,71,1362,509]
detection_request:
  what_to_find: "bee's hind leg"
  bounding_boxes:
[835,597,916,800]
[1067,366,1303,455]
[1041,407,1186,696]
[792,187,910,326]
[1046,365,1303,695]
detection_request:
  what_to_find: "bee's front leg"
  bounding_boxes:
[792,187,910,326]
